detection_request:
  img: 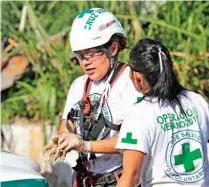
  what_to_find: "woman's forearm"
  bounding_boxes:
[116,174,139,187]
[117,150,144,187]
[90,136,119,154]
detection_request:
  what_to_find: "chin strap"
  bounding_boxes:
[101,47,118,69]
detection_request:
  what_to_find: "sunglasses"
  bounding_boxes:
[74,49,104,61]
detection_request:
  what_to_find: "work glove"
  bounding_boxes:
[58,132,92,153]
[44,136,67,161]
[44,133,92,161]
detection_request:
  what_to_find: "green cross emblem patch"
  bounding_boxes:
[136,97,142,103]
[78,9,94,18]
[174,142,202,172]
[121,132,138,144]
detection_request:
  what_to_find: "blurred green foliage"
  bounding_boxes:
[1,1,209,126]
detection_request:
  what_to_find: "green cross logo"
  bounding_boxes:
[78,9,94,18]
[121,132,138,144]
[174,142,202,172]
[136,97,142,103]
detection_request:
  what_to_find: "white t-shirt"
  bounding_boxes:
[116,90,209,187]
[62,66,142,174]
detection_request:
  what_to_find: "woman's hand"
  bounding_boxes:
[44,142,57,159]
[58,132,89,152]
[44,133,92,161]
[44,136,64,161]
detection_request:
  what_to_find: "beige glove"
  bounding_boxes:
[44,136,67,161]
[58,132,92,153]
[44,133,92,161]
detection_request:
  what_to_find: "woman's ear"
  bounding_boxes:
[132,72,142,92]
[109,41,119,56]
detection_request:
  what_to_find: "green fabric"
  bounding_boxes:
[136,97,143,103]
[1,179,48,187]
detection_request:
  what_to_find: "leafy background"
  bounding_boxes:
[1,1,209,129]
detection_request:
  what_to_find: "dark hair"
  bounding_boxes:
[103,34,127,55]
[129,38,185,104]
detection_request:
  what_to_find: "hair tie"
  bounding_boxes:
[158,48,165,73]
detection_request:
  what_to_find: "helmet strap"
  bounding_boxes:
[101,47,118,80]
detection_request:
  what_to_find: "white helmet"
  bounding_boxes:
[70,8,125,52]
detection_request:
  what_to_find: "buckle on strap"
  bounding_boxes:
[95,172,119,185]
[68,109,80,120]
[103,173,116,184]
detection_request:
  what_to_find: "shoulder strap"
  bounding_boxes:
[78,63,127,136]
[110,62,128,87]
[66,111,75,133]
[82,62,127,105]
[104,118,121,131]
[82,78,92,115]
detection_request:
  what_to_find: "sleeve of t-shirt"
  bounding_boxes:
[116,103,152,154]
[62,80,76,120]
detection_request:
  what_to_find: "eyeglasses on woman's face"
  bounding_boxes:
[74,48,104,61]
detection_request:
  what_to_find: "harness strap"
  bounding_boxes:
[88,116,121,141]
[73,167,123,187]
[109,62,127,87]
[104,118,121,131]
[66,109,79,133]
[88,114,111,141]
[66,120,74,133]
[66,62,127,137]
[84,62,127,96]
[79,109,86,140]
[86,62,126,140]
[82,78,92,115]
[92,167,123,185]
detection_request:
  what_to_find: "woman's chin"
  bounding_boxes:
[88,74,103,81]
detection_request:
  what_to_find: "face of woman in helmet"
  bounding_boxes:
[75,42,118,81]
